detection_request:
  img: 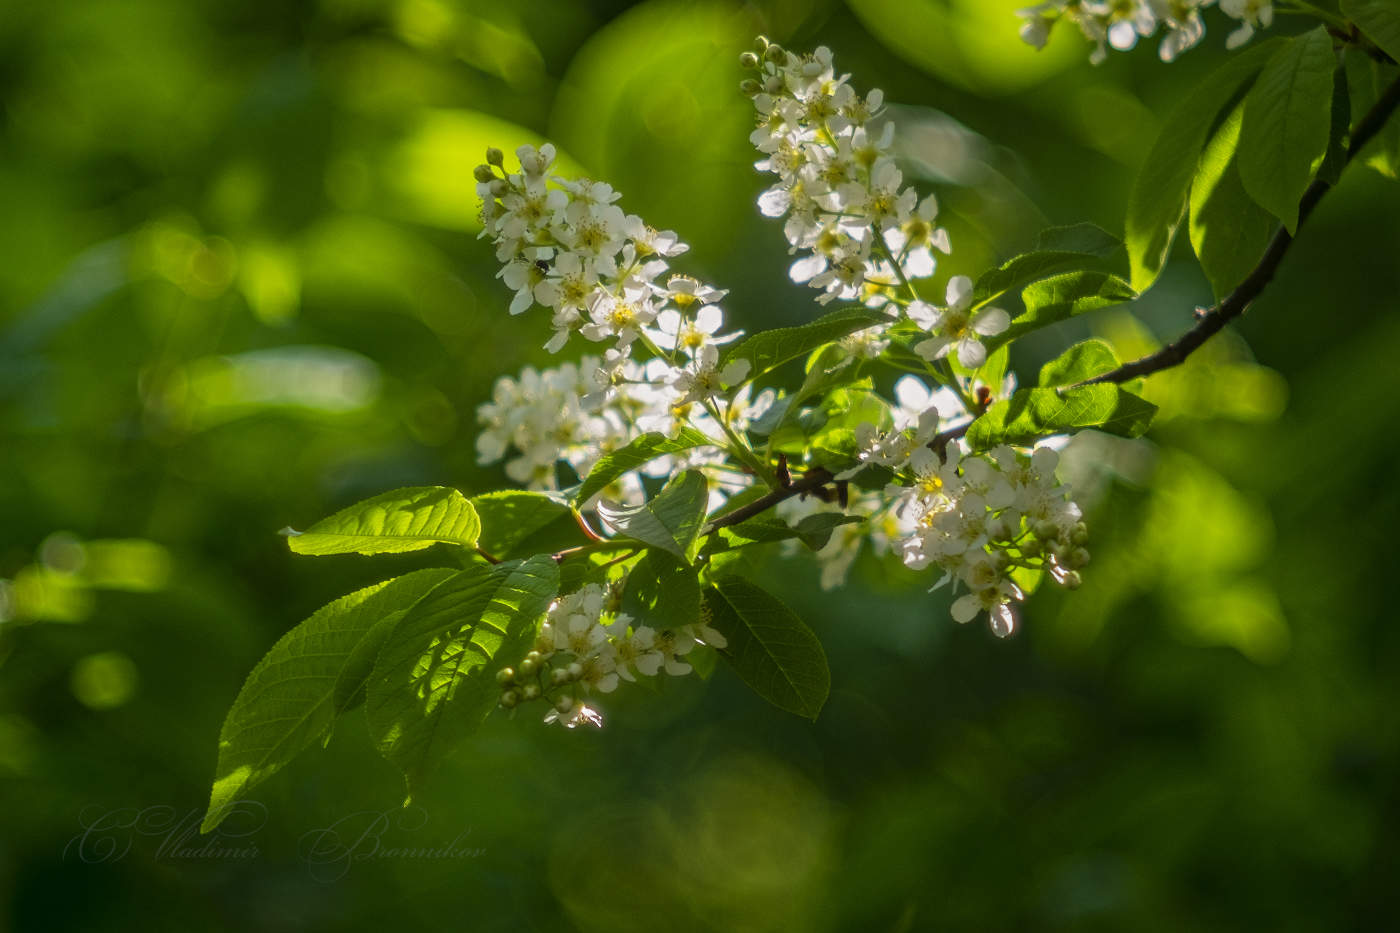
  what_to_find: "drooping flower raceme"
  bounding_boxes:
[1017,0,1275,63]
[740,39,1091,640]
[472,39,1096,730]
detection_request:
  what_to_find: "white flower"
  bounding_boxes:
[650,304,738,358]
[950,579,1023,638]
[669,345,751,405]
[911,275,1010,369]
[544,697,605,728]
[1220,0,1272,49]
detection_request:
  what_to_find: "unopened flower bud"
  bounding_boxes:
[519,657,537,676]
[1033,520,1058,540]
[485,147,504,166]
[1071,522,1089,546]
[1061,570,1082,590]
[555,695,574,714]
[739,51,759,69]
[526,650,542,663]
[473,164,495,184]
[739,79,761,97]
[496,667,515,684]
[500,689,519,708]
[1068,547,1091,569]
[522,683,540,700]
[764,44,785,64]
[567,662,583,680]
[551,667,570,686]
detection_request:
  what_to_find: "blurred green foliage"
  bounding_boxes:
[2,0,1399,930]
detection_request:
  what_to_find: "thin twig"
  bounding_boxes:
[1081,74,1400,388]
[703,467,836,533]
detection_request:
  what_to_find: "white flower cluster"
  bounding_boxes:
[1018,0,1275,63]
[741,42,949,302]
[475,144,776,505]
[740,39,1008,371]
[894,443,1088,639]
[474,353,772,505]
[496,582,728,728]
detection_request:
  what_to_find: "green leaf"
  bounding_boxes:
[469,490,580,559]
[720,306,890,378]
[984,271,1136,356]
[1034,222,1125,256]
[622,550,701,630]
[1238,28,1337,233]
[331,609,407,719]
[1318,54,1353,186]
[203,568,457,832]
[971,223,1123,306]
[717,513,864,552]
[965,385,1158,449]
[574,428,714,506]
[1346,48,1400,179]
[596,470,709,561]
[1125,38,1286,290]
[1039,339,1122,387]
[1189,101,1279,299]
[365,556,559,800]
[703,578,830,720]
[1344,0,1400,63]
[284,486,480,556]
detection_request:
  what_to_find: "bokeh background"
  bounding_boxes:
[3,0,1399,929]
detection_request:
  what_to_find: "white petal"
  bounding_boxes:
[695,304,724,334]
[906,300,940,331]
[894,374,931,411]
[945,275,973,310]
[955,337,986,369]
[951,593,980,624]
[914,336,950,361]
[790,254,827,283]
[972,306,1010,337]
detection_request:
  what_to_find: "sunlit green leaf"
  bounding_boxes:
[721,306,891,378]
[1038,339,1122,387]
[1125,39,1285,290]
[284,487,480,556]
[966,385,1157,449]
[971,223,1122,306]
[574,428,715,506]
[469,490,581,560]
[365,556,559,800]
[704,577,830,721]
[1190,102,1278,299]
[622,550,701,630]
[985,271,1136,355]
[596,470,709,562]
[1238,28,1336,233]
[203,569,457,832]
